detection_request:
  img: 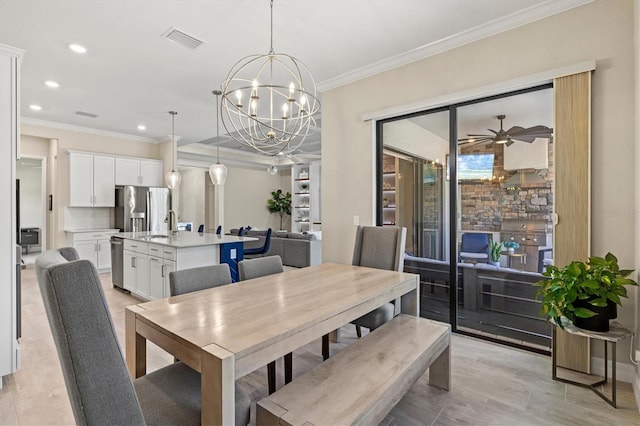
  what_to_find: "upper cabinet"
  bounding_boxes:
[69,152,115,207]
[115,157,163,187]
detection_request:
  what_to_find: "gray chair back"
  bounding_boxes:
[35,249,145,426]
[238,255,284,281]
[169,264,232,296]
[352,226,407,272]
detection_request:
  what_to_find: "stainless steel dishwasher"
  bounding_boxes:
[110,236,124,289]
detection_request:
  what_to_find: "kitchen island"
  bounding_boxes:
[118,231,257,300]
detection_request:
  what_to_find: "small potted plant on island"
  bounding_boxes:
[489,240,503,267]
[534,252,637,332]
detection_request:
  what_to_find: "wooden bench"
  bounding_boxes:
[256,314,451,426]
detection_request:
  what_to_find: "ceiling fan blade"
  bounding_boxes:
[465,133,493,137]
[508,125,552,136]
[505,140,515,147]
[509,135,536,143]
[505,126,526,135]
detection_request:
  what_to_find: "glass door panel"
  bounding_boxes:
[455,88,554,350]
[380,110,452,324]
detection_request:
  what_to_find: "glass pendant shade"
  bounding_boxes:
[166,110,181,189]
[165,169,182,189]
[209,163,228,185]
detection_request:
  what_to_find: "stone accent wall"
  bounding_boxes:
[460,143,554,232]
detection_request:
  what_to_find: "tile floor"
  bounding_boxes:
[1,264,639,425]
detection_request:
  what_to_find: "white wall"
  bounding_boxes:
[178,166,206,229]
[322,0,636,363]
[223,165,292,231]
[16,160,42,229]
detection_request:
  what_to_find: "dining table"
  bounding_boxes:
[125,262,420,425]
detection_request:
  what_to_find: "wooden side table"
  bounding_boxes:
[552,319,631,408]
[501,250,526,268]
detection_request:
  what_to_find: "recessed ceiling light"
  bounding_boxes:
[29,105,42,111]
[137,125,146,131]
[69,44,87,54]
[45,80,60,88]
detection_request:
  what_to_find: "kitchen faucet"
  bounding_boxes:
[166,210,178,236]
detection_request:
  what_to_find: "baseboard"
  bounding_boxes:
[589,356,635,384]
[633,366,640,414]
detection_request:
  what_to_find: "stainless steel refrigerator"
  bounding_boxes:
[115,186,170,233]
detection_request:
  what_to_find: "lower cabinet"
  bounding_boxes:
[68,230,118,271]
[124,241,177,300]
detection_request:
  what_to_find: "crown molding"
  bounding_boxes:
[0,43,25,58]
[317,0,593,92]
[362,60,596,122]
[20,117,158,143]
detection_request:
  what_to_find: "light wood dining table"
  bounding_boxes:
[125,263,420,425]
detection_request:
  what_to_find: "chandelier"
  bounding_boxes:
[220,0,320,156]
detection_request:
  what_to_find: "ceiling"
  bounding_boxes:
[0,0,587,167]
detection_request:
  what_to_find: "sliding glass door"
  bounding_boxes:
[377,85,554,352]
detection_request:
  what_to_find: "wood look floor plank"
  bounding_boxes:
[0,265,638,426]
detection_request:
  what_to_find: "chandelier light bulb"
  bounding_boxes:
[267,164,278,175]
[235,90,243,107]
[288,82,295,100]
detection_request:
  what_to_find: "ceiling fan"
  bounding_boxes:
[458,114,553,147]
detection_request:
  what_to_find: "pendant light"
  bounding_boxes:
[266,164,278,175]
[209,90,228,185]
[165,111,182,189]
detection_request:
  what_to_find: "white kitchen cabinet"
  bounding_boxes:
[68,152,115,207]
[140,160,164,187]
[124,250,137,293]
[148,243,176,299]
[123,240,149,298]
[67,230,118,272]
[115,157,163,187]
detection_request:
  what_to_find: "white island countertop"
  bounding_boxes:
[117,231,257,248]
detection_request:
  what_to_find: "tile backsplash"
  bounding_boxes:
[64,207,114,230]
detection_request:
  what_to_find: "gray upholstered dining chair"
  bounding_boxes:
[351,225,407,338]
[35,248,251,426]
[238,255,291,393]
[238,254,284,280]
[169,263,233,295]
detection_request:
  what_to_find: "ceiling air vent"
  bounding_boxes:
[162,27,205,50]
[75,111,98,118]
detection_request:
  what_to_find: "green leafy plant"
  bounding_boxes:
[534,252,637,328]
[267,189,291,230]
[489,240,503,262]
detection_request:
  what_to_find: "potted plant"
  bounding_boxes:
[489,241,503,266]
[267,189,291,231]
[534,252,637,331]
[503,241,519,253]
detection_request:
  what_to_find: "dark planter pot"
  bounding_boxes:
[573,297,617,332]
